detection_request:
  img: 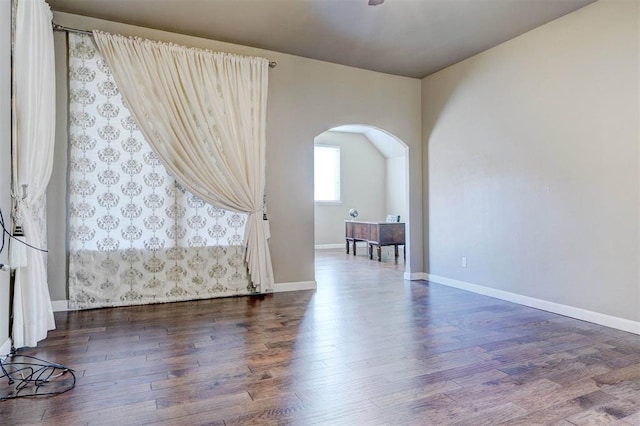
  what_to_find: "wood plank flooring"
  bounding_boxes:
[1,248,639,425]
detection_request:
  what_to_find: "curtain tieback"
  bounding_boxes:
[248,209,268,220]
[9,190,29,268]
[10,189,28,229]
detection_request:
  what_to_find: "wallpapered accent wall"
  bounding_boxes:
[67,34,254,309]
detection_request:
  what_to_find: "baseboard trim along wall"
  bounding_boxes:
[273,281,317,293]
[426,274,640,335]
[1,337,12,357]
[404,272,428,281]
[51,300,69,312]
[314,244,344,250]
[52,275,639,334]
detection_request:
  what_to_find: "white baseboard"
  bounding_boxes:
[52,300,70,312]
[273,280,317,292]
[1,337,12,358]
[426,274,640,335]
[314,244,345,250]
[404,272,428,281]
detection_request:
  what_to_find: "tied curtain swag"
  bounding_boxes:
[10,0,56,348]
[92,32,274,292]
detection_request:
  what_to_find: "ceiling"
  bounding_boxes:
[47,0,596,79]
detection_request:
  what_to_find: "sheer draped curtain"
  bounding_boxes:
[10,0,56,348]
[93,32,274,292]
[68,34,252,309]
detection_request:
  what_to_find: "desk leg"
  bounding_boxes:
[369,244,373,260]
[353,240,357,256]
[377,245,382,262]
[346,239,350,254]
[394,245,399,258]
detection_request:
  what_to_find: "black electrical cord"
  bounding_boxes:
[0,208,73,400]
[0,205,7,256]
[0,206,48,256]
[0,351,76,400]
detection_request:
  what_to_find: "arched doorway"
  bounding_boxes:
[313,124,409,278]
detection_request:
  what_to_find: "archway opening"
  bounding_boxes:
[313,124,409,282]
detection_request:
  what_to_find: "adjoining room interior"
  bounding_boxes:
[314,125,408,271]
[1,0,639,424]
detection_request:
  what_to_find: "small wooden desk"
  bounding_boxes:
[345,220,405,262]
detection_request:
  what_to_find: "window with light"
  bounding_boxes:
[314,145,341,203]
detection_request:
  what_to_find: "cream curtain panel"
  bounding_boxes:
[67,34,253,309]
[10,0,56,348]
[92,32,274,292]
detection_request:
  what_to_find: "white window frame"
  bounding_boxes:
[314,144,341,204]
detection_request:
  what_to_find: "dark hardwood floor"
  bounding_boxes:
[2,248,639,425]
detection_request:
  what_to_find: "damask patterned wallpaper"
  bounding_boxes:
[67,34,254,309]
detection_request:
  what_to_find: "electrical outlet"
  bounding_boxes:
[461,257,467,268]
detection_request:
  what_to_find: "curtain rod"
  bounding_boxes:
[52,23,278,68]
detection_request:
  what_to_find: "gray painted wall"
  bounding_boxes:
[5,0,636,333]
[46,11,424,298]
[422,0,639,321]
[386,156,407,223]
[0,0,11,351]
[314,131,386,246]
